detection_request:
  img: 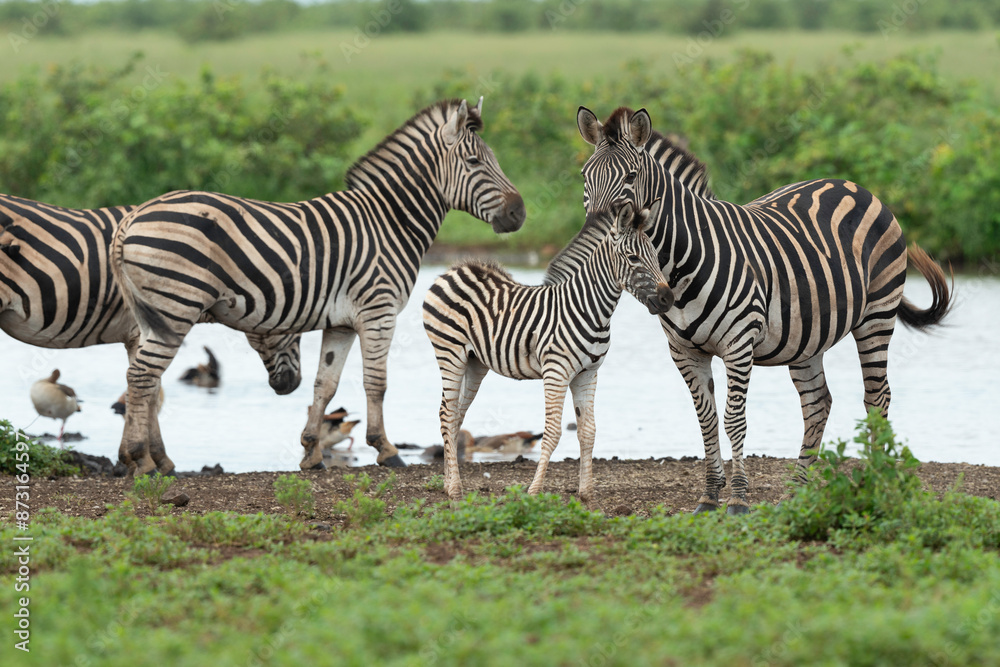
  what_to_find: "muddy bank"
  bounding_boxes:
[8,456,998,521]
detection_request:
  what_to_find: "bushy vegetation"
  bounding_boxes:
[3,412,1000,664]
[128,472,175,512]
[0,53,364,207]
[0,418,79,477]
[2,0,999,42]
[2,48,995,263]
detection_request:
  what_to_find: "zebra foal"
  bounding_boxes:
[423,201,672,502]
[0,195,302,473]
[111,98,524,475]
[577,107,951,514]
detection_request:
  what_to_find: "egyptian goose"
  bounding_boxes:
[30,369,81,447]
[467,431,543,454]
[319,407,361,452]
[179,346,220,389]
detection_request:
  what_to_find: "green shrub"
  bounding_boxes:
[273,474,316,519]
[424,474,445,491]
[0,419,80,477]
[128,473,175,512]
[333,472,396,529]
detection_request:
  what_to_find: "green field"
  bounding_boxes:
[2,29,998,261]
[3,413,1000,666]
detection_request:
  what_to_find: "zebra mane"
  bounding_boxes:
[600,107,635,146]
[455,258,515,284]
[345,99,483,190]
[645,129,714,199]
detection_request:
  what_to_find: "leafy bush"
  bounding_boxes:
[332,472,396,528]
[128,473,175,512]
[0,419,79,477]
[273,474,315,519]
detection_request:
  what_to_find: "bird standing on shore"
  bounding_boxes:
[179,346,220,389]
[468,431,543,454]
[30,369,81,447]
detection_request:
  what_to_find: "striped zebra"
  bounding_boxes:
[0,194,303,473]
[423,201,673,502]
[111,98,525,476]
[576,106,951,514]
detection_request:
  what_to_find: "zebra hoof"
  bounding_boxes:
[726,503,751,516]
[379,454,406,468]
[693,502,719,514]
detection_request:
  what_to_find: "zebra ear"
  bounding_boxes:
[443,99,469,147]
[629,108,652,147]
[472,96,483,119]
[577,106,603,146]
[613,202,636,234]
[637,198,662,234]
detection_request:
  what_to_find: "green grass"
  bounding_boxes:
[3,414,1000,666]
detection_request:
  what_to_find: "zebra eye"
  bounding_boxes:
[624,172,637,184]
[627,254,641,263]
[466,155,480,165]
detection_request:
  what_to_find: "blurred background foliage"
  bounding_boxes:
[0,0,997,264]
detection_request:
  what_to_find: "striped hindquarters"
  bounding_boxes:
[0,194,134,347]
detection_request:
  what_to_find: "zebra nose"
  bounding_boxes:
[647,284,674,314]
[492,193,525,233]
[270,369,301,395]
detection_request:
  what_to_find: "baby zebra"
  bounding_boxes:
[423,201,672,502]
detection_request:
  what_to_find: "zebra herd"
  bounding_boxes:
[0,97,950,513]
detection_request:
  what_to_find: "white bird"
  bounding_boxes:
[30,369,81,448]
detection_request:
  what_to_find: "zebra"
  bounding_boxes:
[110,98,525,476]
[423,200,673,502]
[576,106,951,514]
[0,194,303,474]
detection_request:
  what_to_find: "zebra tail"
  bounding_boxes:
[110,220,182,346]
[897,243,953,332]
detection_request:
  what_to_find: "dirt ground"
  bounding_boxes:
[7,455,999,521]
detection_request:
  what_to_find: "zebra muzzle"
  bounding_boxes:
[269,369,302,395]
[491,193,526,234]
[646,284,674,314]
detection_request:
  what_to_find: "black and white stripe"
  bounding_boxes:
[111,98,525,475]
[579,107,951,514]
[423,202,672,502]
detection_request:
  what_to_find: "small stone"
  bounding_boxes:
[161,493,190,508]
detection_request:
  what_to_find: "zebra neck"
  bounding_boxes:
[344,133,451,250]
[543,213,613,285]
[558,240,622,327]
[657,179,719,285]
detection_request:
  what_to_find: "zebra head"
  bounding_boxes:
[578,106,654,220]
[611,200,674,315]
[439,98,526,234]
[245,332,302,396]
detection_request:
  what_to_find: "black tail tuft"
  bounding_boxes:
[898,244,952,331]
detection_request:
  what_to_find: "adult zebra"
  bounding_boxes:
[111,98,525,475]
[576,106,951,514]
[424,201,672,502]
[0,194,303,474]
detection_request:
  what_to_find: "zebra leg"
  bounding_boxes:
[722,345,754,515]
[670,345,725,513]
[788,355,832,485]
[356,310,406,467]
[526,370,568,496]
[438,357,488,500]
[300,327,356,470]
[569,368,598,504]
[146,376,175,475]
[121,333,184,477]
[852,316,894,417]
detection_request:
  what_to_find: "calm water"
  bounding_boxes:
[1,269,996,472]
